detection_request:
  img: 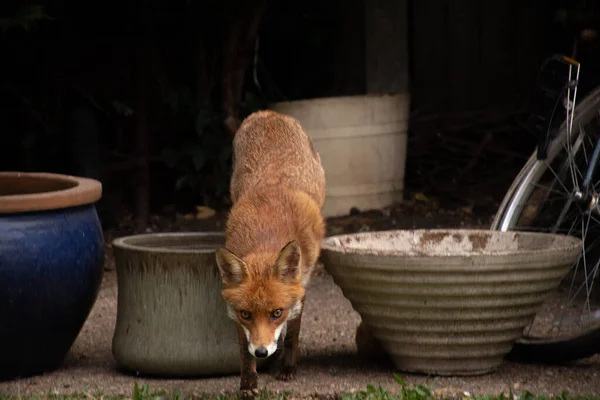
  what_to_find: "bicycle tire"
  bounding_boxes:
[491,84,600,363]
[506,321,600,363]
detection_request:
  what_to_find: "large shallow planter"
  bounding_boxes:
[320,229,583,376]
[270,94,409,217]
[0,172,104,379]
[112,232,244,377]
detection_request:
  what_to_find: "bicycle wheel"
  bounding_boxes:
[492,84,600,363]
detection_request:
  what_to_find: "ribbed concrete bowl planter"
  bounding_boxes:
[320,229,583,376]
[111,232,241,377]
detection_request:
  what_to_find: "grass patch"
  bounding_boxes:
[1,376,600,400]
[342,374,600,400]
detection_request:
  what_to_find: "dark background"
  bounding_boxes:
[0,0,599,230]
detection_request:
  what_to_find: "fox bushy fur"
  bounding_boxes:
[215,110,326,398]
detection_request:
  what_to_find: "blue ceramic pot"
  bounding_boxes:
[0,172,104,380]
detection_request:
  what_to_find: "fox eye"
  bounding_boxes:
[240,310,252,320]
[271,309,283,319]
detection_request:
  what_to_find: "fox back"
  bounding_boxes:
[215,110,326,360]
[229,110,326,208]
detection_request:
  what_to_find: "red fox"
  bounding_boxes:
[215,110,326,398]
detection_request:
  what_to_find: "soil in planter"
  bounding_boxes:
[0,176,76,196]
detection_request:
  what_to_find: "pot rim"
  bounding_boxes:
[112,231,226,254]
[320,228,583,258]
[0,171,102,214]
[269,92,409,108]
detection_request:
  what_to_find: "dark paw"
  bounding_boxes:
[240,387,259,399]
[276,364,297,381]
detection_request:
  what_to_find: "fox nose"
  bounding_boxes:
[254,347,268,358]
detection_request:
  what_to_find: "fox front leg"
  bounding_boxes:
[238,326,259,399]
[276,297,305,381]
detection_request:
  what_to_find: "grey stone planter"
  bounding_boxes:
[270,94,409,217]
[320,229,583,376]
[111,232,240,377]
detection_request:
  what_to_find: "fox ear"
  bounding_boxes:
[215,247,247,285]
[273,241,302,283]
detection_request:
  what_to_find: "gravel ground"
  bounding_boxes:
[2,202,600,398]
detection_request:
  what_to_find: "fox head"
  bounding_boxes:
[215,241,305,359]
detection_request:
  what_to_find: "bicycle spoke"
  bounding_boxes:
[491,76,600,357]
[566,211,583,237]
[544,160,576,196]
[529,182,571,199]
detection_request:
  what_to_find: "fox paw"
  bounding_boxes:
[240,387,259,399]
[276,365,297,381]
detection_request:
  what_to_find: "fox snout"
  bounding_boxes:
[247,338,276,359]
[243,323,286,359]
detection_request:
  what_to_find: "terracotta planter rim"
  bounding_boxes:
[0,171,102,214]
[113,232,226,255]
